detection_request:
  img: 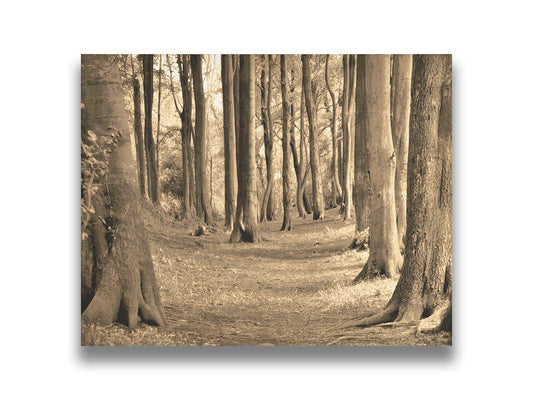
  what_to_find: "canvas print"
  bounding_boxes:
[81,54,452,346]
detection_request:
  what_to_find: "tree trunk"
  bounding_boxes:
[354,55,370,231]
[81,54,166,328]
[156,54,162,171]
[341,55,356,220]
[290,84,307,218]
[391,55,412,251]
[301,55,325,220]
[141,55,160,205]
[260,55,275,222]
[354,55,402,282]
[325,55,342,208]
[221,55,238,230]
[230,55,260,243]
[190,54,214,225]
[280,55,293,231]
[346,55,452,333]
[177,55,196,215]
[132,77,146,197]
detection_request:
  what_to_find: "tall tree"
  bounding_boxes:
[354,55,370,232]
[301,54,325,220]
[341,55,452,332]
[81,54,166,327]
[221,54,238,230]
[260,55,275,222]
[190,54,213,225]
[391,55,413,250]
[289,80,310,218]
[354,55,403,282]
[130,57,146,197]
[156,54,162,170]
[141,54,160,205]
[280,55,293,231]
[341,55,357,220]
[325,55,342,207]
[176,55,196,215]
[230,55,260,243]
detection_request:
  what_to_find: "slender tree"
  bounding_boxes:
[325,56,342,209]
[391,55,413,250]
[354,55,370,232]
[141,54,160,205]
[341,55,357,220]
[81,54,166,327]
[290,81,310,217]
[230,55,260,243]
[221,54,238,230]
[354,55,403,282]
[130,57,146,197]
[176,55,196,214]
[340,55,452,333]
[190,54,213,225]
[301,55,325,220]
[156,54,162,170]
[260,55,275,222]
[280,55,293,231]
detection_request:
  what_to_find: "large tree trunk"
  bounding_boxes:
[260,55,275,222]
[221,55,238,231]
[325,55,342,208]
[132,77,146,197]
[391,55,412,251]
[177,55,196,215]
[343,55,452,333]
[190,55,214,225]
[280,55,293,231]
[141,55,160,205]
[81,54,166,328]
[354,55,403,283]
[341,55,356,220]
[230,55,260,243]
[354,55,370,232]
[301,55,325,220]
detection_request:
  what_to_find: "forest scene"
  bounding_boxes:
[81,54,452,346]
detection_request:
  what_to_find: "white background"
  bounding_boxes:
[1,1,531,398]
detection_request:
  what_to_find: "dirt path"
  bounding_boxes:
[144,208,450,346]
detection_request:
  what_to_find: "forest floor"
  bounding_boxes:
[82,206,451,346]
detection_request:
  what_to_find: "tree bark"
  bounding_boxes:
[190,54,214,225]
[221,55,238,231]
[141,54,160,205]
[391,55,412,251]
[346,55,452,333]
[280,55,293,231]
[230,55,260,243]
[325,55,342,208]
[354,55,403,282]
[81,54,166,328]
[301,55,325,220]
[354,55,370,231]
[341,55,357,220]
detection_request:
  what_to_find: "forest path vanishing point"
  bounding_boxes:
[82,206,451,346]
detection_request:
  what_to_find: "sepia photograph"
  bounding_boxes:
[81,54,452,346]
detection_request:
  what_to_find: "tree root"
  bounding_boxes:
[416,298,451,335]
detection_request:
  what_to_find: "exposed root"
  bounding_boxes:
[323,304,398,334]
[416,298,451,335]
